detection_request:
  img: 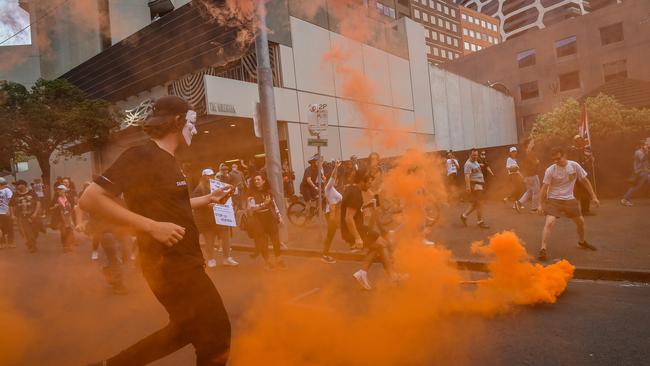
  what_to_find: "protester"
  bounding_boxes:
[537,146,600,261]
[445,150,461,199]
[229,162,245,208]
[49,185,77,252]
[505,146,523,212]
[31,178,45,200]
[569,135,595,215]
[341,169,397,290]
[300,154,323,217]
[80,96,232,366]
[10,179,41,252]
[0,177,15,249]
[193,168,239,268]
[460,149,490,229]
[246,172,286,270]
[365,152,384,230]
[322,160,343,264]
[518,140,541,213]
[621,140,649,206]
[477,150,495,192]
[61,177,78,205]
[281,159,295,199]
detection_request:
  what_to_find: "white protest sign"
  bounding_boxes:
[307,103,328,136]
[209,179,237,227]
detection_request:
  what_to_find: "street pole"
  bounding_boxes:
[254,1,286,222]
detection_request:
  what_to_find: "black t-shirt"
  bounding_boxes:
[300,165,320,189]
[340,184,364,243]
[94,141,202,268]
[10,191,39,218]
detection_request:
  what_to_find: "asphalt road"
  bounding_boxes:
[0,238,648,366]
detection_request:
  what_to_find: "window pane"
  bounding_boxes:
[520,81,539,100]
[464,41,469,50]
[415,9,420,18]
[452,24,457,32]
[603,59,627,82]
[555,35,577,57]
[517,49,536,68]
[600,23,623,45]
[559,71,581,91]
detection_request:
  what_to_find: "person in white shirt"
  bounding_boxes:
[445,151,460,200]
[0,177,15,248]
[505,146,524,212]
[538,146,600,261]
[321,160,343,264]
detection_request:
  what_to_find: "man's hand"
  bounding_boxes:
[209,186,232,204]
[592,197,601,207]
[148,221,186,247]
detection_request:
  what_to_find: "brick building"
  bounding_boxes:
[459,5,500,55]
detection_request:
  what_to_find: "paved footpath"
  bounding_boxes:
[231,199,650,278]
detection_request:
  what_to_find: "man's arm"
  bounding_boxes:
[538,183,548,210]
[345,207,363,246]
[579,177,600,206]
[79,183,185,247]
[189,186,231,208]
[487,167,495,176]
[464,172,471,191]
[32,200,41,218]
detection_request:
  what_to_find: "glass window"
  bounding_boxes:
[559,71,581,91]
[438,18,443,27]
[464,41,470,50]
[555,35,577,58]
[453,38,458,47]
[389,8,396,18]
[494,38,498,44]
[600,23,623,45]
[463,29,468,36]
[446,35,451,44]
[470,43,476,51]
[474,18,480,25]
[520,81,539,100]
[603,59,627,82]
[481,20,486,27]
[414,9,420,19]
[469,30,475,37]
[441,49,447,57]
[444,6,449,15]
[451,9,456,17]
[437,3,442,12]
[431,31,438,40]
[433,47,439,56]
[477,45,482,50]
[448,52,453,60]
[452,23,457,32]
[423,13,428,22]
[468,15,473,23]
[445,21,450,30]
[517,49,536,68]
[462,13,467,20]
[430,0,435,8]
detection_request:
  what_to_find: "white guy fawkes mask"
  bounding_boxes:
[183,110,197,146]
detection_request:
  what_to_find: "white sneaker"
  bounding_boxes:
[620,199,633,207]
[353,270,372,290]
[207,259,218,268]
[222,257,239,266]
[423,239,435,246]
[91,250,99,260]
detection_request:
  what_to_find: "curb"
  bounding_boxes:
[231,244,650,283]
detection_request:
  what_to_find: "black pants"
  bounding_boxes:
[107,262,231,366]
[508,174,523,201]
[16,217,38,250]
[0,214,14,244]
[253,211,281,259]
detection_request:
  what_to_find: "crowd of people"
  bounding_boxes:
[0,94,647,366]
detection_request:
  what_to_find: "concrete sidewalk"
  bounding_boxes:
[231,198,650,282]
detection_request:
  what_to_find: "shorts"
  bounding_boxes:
[343,225,379,249]
[544,199,581,218]
[468,181,485,203]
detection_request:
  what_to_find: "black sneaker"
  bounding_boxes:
[460,214,468,227]
[477,221,490,229]
[538,248,548,262]
[578,241,597,251]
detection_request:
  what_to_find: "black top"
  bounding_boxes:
[521,153,540,177]
[94,140,202,268]
[300,165,320,189]
[340,185,364,243]
[10,191,39,218]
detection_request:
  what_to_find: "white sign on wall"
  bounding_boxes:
[307,103,328,136]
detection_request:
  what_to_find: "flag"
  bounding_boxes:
[579,104,593,158]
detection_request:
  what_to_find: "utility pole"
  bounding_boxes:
[254,1,286,221]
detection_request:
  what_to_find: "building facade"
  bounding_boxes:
[409,0,463,63]
[455,0,590,40]
[459,5,500,55]
[444,0,650,136]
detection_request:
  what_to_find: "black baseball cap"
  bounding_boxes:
[143,96,191,127]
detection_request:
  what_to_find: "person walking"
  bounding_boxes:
[300,155,323,218]
[229,162,245,209]
[621,141,649,206]
[80,96,232,366]
[321,160,343,264]
[10,180,41,252]
[517,140,541,213]
[505,146,524,212]
[445,151,461,200]
[192,168,239,268]
[49,185,77,252]
[342,169,398,290]
[537,146,600,262]
[478,150,495,193]
[246,172,286,270]
[0,178,15,249]
[460,149,490,229]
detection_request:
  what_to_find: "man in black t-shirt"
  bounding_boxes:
[80,96,232,366]
[341,169,394,290]
[10,180,41,252]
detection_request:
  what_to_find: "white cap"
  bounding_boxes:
[201,168,215,176]
[56,184,68,191]
[509,146,518,153]
[0,177,6,184]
